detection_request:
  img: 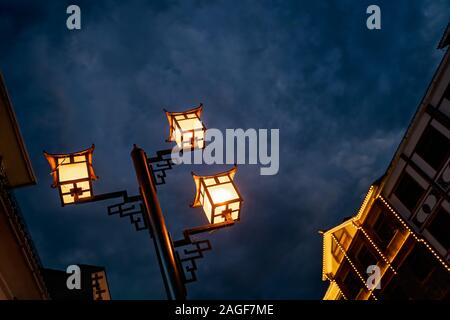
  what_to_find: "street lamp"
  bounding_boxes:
[43,145,97,206]
[44,105,242,300]
[191,166,242,224]
[165,104,206,150]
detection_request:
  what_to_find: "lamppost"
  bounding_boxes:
[43,104,243,300]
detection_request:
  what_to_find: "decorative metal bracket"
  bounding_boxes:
[175,239,212,283]
[106,192,148,232]
[173,211,234,284]
[147,149,175,186]
[75,190,148,232]
[76,190,148,232]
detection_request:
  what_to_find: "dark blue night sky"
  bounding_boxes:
[0,0,449,299]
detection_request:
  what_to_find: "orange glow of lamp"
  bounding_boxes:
[44,144,98,206]
[191,166,242,224]
[165,104,206,151]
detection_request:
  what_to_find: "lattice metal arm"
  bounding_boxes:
[172,211,234,284]
[175,239,212,283]
[106,192,148,232]
[77,190,148,232]
[147,148,176,186]
[174,210,234,247]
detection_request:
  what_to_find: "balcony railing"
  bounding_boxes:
[0,161,49,299]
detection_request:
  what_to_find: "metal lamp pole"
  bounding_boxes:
[131,145,186,300]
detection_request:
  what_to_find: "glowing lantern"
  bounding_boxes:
[44,145,97,206]
[165,104,206,151]
[191,166,242,224]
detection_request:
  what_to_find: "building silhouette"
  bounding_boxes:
[321,23,450,300]
[43,265,111,300]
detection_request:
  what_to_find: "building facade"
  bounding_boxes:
[0,73,48,299]
[321,23,450,300]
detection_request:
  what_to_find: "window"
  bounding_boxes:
[331,240,343,262]
[393,173,425,212]
[342,266,362,299]
[331,229,351,262]
[380,277,409,300]
[373,209,398,249]
[415,125,450,171]
[356,244,378,270]
[427,207,450,250]
[403,245,434,282]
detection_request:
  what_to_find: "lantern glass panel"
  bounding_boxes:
[76,181,91,198]
[173,117,205,150]
[173,128,182,145]
[62,194,75,204]
[60,184,72,193]
[74,155,86,162]
[208,183,239,205]
[229,202,241,220]
[58,162,89,183]
[203,194,213,223]
[181,131,193,146]
[215,204,226,213]
[229,202,240,211]
[177,117,203,131]
[214,205,227,223]
[60,181,92,205]
[218,176,230,183]
[58,157,69,165]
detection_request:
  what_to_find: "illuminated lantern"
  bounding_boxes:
[43,145,97,206]
[165,104,206,151]
[191,166,242,224]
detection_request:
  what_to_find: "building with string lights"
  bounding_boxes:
[320,23,450,300]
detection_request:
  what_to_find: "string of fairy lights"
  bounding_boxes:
[321,187,374,281]
[355,186,374,220]
[378,196,450,272]
[351,221,398,274]
[325,274,348,300]
[330,233,378,300]
[323,184,450,300]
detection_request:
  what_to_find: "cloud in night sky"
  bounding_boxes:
[0,0,449,298]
